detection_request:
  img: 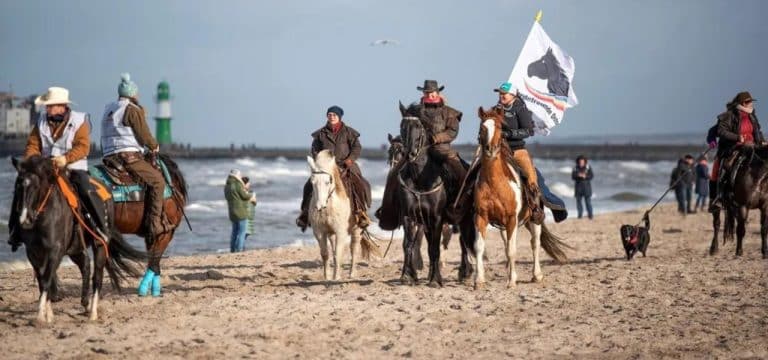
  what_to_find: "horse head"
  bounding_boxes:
[477,106,504,158]
[387,133,405,168]
[399,101,427,163]
[12,156,57,229]
[307,150,343,211]
[527,48,570,97]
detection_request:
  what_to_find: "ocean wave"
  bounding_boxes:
[558,166,572,174]
[371,185,385,200]
[549,182,574,198]
[186,200,227,212]
[235,158,258,168]
[619,161,650,172]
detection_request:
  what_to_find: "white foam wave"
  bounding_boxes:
[186,200,227,212]
[235,158,258,168]
[549,182,574,198]
[371,185,385,200]
[206,179,227,187]
[558,166,572,174]
[619,161,650,172]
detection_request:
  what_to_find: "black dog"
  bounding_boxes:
[620,213,651,260]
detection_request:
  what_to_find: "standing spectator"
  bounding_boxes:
[671,156,694,215]
[683,154,696,213]
[694,156,709,211]
[224,169,256,253]
[242,177,256,240]
[571,155,594,219]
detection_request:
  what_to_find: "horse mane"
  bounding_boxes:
[158,153,188,200]
[314,150,347,198]
[20,155,56,180]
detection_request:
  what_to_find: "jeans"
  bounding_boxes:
[230,219,247,253]
[575,195,593,219]
[695,193,707,209]
[674,187,692,214]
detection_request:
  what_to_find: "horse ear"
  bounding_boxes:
[399,101,407,116]
[11,156,20,172]
[307,156,317,172]
[477,106,486,120]
[388,133,394,142]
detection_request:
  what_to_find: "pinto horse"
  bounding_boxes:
[712,146,768,258]
[396,103,476,287]
[11,156,146,323]
[110,153,188,296]
[307,150,376,280]
[473,107,569,289]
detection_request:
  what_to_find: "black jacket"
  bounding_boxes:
[496,98,534,150]
[670,160,694,189]
[716,106,764,158]
[413,101,462,146]
[571,164,593,197]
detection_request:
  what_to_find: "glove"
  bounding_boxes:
[708,141,717,149]
[52,155,67,168]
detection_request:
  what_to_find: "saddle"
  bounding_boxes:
[89,157,173,203]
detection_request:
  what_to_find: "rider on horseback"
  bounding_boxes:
[296,106,372,232]
[100,73,171,237]
[709,91,764,211]
[8,87,109,251]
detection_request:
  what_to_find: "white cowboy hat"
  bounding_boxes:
[34,87,75,106]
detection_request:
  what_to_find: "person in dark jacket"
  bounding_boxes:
[709,91,764,211]
[296,106,372,231]
[671,156,695,215]
[694,156,709,211]
[493,82,544,224]
[571,155,594,219]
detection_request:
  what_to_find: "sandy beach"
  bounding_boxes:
[0,203,765,359]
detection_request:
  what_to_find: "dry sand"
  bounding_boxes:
[0,204,766,359]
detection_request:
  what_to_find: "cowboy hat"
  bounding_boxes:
[34,87,75,106]
[417,80,444,92]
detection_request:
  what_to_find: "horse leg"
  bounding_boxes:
[316,231,330,280]
[69,251,91,310]
[141,232,173,297]
[400,218,418,285]
[709,208,720,256]
[761,208,768,259]
[474,215,489,290]
[528,223,543,283]
[505,217,519,288]
[34,254,57,324]
[349,228,360,279]
[736,207,747,257]
[426,222,443,288]
[414,225,425,271]
[90,243,109,321]
[333,231,346,281]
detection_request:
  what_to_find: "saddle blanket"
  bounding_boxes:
[88,160,173,203]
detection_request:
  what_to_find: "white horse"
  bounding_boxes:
[307,150,373,280]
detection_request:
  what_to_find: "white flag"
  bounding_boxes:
[508,22,578,135]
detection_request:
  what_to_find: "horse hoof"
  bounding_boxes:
[151,275,162,297]
[474,282,486,290]
[532,275,543,283]
[427,281,442,289]
[709,248,719,256]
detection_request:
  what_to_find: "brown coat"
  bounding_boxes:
[311,122,362,175]
[416,102,462,145]
[123,101,159,150]
[24,110,91,164]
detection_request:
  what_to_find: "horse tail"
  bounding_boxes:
[540,223,570,264]
[105,232,148,292]
[359,229,383,261]
[723,206,735,243]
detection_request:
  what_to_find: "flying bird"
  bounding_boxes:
[370,39,400,46]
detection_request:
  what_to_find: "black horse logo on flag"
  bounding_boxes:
[527,48,570,98]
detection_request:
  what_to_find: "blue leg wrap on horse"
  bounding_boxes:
[138,269,156,297]
[151,274,162,297]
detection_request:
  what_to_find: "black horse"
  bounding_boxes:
[527,48,570,97]
[396,103,475,286]
[11,156,146,323]
[711,146,768,258]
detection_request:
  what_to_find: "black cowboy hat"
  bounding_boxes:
[417,80,444,92]
[733,91,757,104]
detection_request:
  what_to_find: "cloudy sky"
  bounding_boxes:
[1,0,766,147]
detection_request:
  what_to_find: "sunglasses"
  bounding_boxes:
[743,100,754,105]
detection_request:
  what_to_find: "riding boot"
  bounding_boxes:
[295,180,311,232]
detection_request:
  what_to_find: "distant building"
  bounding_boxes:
[0,91,37,155]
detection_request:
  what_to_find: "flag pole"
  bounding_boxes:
[535,10,543,23]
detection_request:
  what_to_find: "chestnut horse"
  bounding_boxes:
[111,153,188,296]
[473,107,568,289]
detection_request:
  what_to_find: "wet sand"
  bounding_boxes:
[0,204,766,359]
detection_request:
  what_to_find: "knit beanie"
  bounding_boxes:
[118,73,139,98]
[327,105,344,119]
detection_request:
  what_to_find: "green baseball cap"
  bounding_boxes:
[493,82,516,94]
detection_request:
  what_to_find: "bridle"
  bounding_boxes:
[481,118,502,159]
[17,169,57,225]
[311,170,335,208]
[401,116,426,163]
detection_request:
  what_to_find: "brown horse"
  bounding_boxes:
[712,146,768,258]
[110,154,188,296]
[473,107,568,289]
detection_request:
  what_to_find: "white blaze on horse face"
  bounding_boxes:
[19,208,29,226]
[482,119,496,146]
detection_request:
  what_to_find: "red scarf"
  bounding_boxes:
[739,111,754,144]
[330,121,343,134]
[421,96,443,105]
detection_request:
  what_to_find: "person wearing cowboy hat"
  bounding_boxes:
[376,80,466,229]
[7,86,110,251]
[709,91,764,211]
[295,105,372,232]
[101,73,172,237]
